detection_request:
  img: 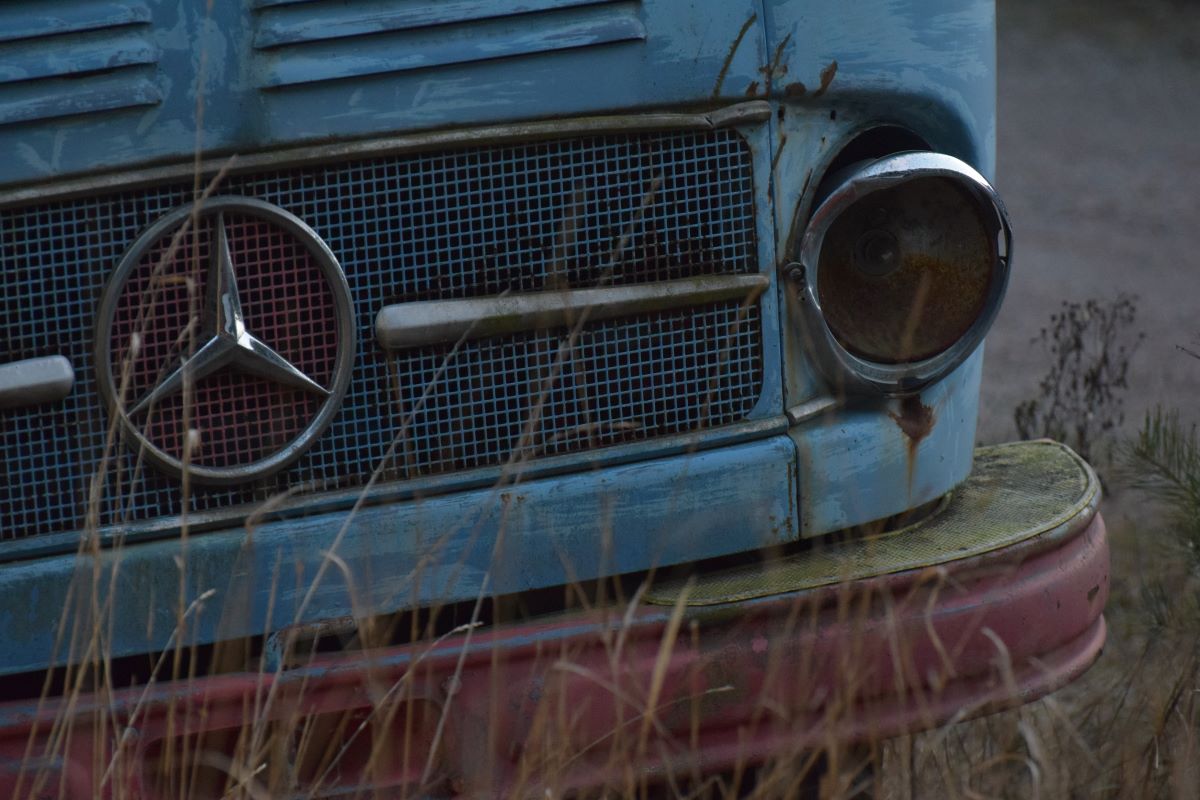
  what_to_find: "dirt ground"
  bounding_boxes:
[978,0,1200,447]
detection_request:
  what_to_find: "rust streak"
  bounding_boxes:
[745,80,760,97]
[890,395,936,492]
[780,169,812,259]
[711,14,758,98]
[813,59,838,97]
[758,32,792,95]
[890,396,935,446]
[769,132,788,180]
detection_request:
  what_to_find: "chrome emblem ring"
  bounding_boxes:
[96,197,356,486]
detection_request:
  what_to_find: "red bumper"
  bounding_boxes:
[0,511,1107,798]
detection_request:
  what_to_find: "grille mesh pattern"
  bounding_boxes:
[0,130,761,542]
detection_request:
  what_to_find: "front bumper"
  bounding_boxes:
[0,440,1106,798]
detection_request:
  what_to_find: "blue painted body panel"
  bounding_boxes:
[0,436,797,676]
[762,0,996,173]
[791,352,982,536]
[0,1,1003,675]
[0,0,768,184]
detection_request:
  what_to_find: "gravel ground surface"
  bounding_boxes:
[979,0,1200,446]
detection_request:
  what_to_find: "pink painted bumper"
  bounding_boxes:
[0,508,1108,798]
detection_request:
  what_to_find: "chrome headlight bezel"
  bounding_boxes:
[796,151,1012,395]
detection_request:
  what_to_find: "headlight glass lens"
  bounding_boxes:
[816,176,995,364]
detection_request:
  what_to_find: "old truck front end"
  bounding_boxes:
[0,1,1106,796]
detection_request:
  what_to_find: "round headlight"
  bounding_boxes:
[797,151,1011,394]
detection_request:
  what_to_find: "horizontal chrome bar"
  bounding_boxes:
[0,355,75,410]
[375,274,769,349]
[0,101,771,210]
[785,395,839,425]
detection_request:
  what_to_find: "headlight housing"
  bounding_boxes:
[797,151,1011,395]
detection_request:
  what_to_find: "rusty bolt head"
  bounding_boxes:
[784,262,806,286]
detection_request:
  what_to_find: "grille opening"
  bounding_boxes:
[1,129,762,543]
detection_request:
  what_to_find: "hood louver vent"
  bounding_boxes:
[0,1,160,127]
[254,0,644,89]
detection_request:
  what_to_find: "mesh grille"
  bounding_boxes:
[0,129,762,542]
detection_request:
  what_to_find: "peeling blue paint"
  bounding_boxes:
[0,437,798,677]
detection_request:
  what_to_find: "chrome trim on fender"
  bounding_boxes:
[0,102,773,211]
[376,274,770,349]
[0,356,75,410]
[796,151,1012,395]
[784,395,839,425]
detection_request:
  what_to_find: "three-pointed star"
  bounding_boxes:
[129,213,329,416]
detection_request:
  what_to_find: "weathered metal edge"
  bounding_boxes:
[0,435,800,676]
[0,415,788,564]
[0,101,772,210]
[645,440,1102,606]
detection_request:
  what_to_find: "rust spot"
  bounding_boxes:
[813,59,838,97]
[757,32,792,94]
[890,396,935,446]
[712,14,758,98]
[745,80,760,96]
[891,396,935,494]
[784,81,807,98]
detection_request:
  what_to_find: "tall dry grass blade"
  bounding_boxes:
[636,577,693,766]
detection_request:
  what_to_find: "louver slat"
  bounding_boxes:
[0,74,162,127]
[0,1,150,44]
[255,0,625,48]
[255,0,644,89]
[0,2,160,127]
[0,29,159,85]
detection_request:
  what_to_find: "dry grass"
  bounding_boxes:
[876,496,1200,800]
[12,187,1190,800]
[17,493,1187,800]
[7,15,1191,790]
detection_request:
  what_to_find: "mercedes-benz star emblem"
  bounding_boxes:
[96,197,356,486]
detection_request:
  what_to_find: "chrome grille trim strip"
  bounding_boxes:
[0,356,75,411]
[376,274,769,349]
